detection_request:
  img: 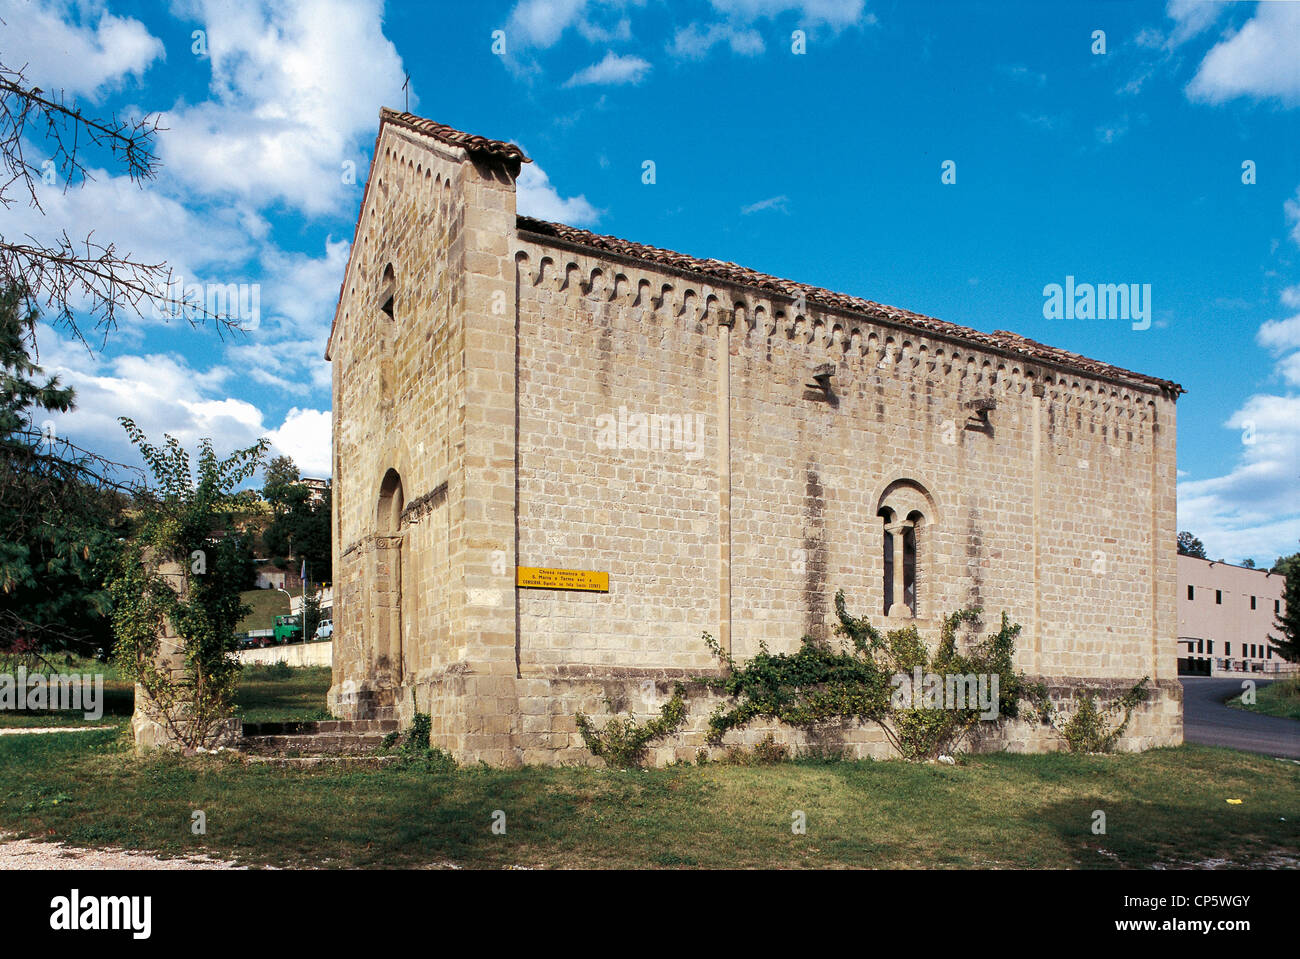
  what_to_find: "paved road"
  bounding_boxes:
[1180,677,1300,759]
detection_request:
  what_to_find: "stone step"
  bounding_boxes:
[240,732,391,756]
[247,755,401,768]
[241,719,398,737]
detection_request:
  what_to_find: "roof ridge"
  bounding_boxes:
[516,215,1183,396]
[379,108,530,164]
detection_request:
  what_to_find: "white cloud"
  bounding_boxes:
[1287,187,1300,247]
[706,0,866,28]
[1178,394,1300,562]
[37,325,333,480]
[16,167,265,275]
[0,0,164,98]
[224,336,331,397]
[516,157,600,225]
[564,51,651,86]
[1186,2,1300,105]
[1164,0,1228,48]
[507,0,592,48]
[1094,116,1130,144]
[160,0,405,216]
[257,237,352,337]
[669,22,765,59]
[1278,351,1300,390]
[1176,183,1300,563]
[505,0,641,49]
[1257,315,1300,354]
[266,407,331,477]
[741,194,789,215]
[506,0,867,58]
[669,0,868,60]
[998,63,1046,87]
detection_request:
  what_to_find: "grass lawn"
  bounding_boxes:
[3,664,1295,869]
[236,588,291,633]
[232,665,332,723]
[0,732,1294,869]
[1228,675,1300,721]
[0,660,331,728]
[0,656,133,728]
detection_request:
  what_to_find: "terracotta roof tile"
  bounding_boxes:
[380,108,529,163]
[516,215,1183,396]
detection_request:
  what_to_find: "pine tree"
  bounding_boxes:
[0,284,129,657]
[1269,550,1299,663]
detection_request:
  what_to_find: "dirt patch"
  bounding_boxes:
[0,835,243,870]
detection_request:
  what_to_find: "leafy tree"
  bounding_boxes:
[1177,531,1207,559]
[1271,549,1300,580]
[262,455,300,513]
[0,284,132,659]
[1242,558,1256,569]
[263,484,331,582]
[108,419,267,748]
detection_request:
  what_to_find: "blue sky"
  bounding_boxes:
[4,0,1299,563]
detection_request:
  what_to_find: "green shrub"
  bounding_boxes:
[722,732,789,766]
[1047,679,1150,753]
[576,685,689,769]
[404,709,432,754]
[699,590,1040,761]
[376,696,457,770]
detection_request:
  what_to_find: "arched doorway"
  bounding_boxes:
[374,468,404,688]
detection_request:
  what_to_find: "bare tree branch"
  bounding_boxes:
[0,61,246,350]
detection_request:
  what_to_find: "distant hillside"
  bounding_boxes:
[237,588,291,633]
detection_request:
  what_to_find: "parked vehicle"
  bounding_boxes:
[314,619,333,641]
[273,614,302,645]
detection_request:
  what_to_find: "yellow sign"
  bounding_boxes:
[516,566,609,592]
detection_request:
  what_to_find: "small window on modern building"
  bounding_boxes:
[1197,639,1203,654]
[1277,599,1282,614]
[1267,646,1273,659]
[1225,642,1231,656]
[1207,640,1214,654]
[1187,585,1195,601]
[1215,590,1222,604]
[1251,595,1257,610]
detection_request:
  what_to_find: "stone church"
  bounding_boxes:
[324,109,1184,765]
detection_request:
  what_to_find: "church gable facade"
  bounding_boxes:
[325,110,1184,765]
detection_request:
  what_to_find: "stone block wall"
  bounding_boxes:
[510,236,1180,686]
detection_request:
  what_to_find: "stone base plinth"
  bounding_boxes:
[327,671,1183,767]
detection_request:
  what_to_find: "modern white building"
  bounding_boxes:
[1177,554,1291,676]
